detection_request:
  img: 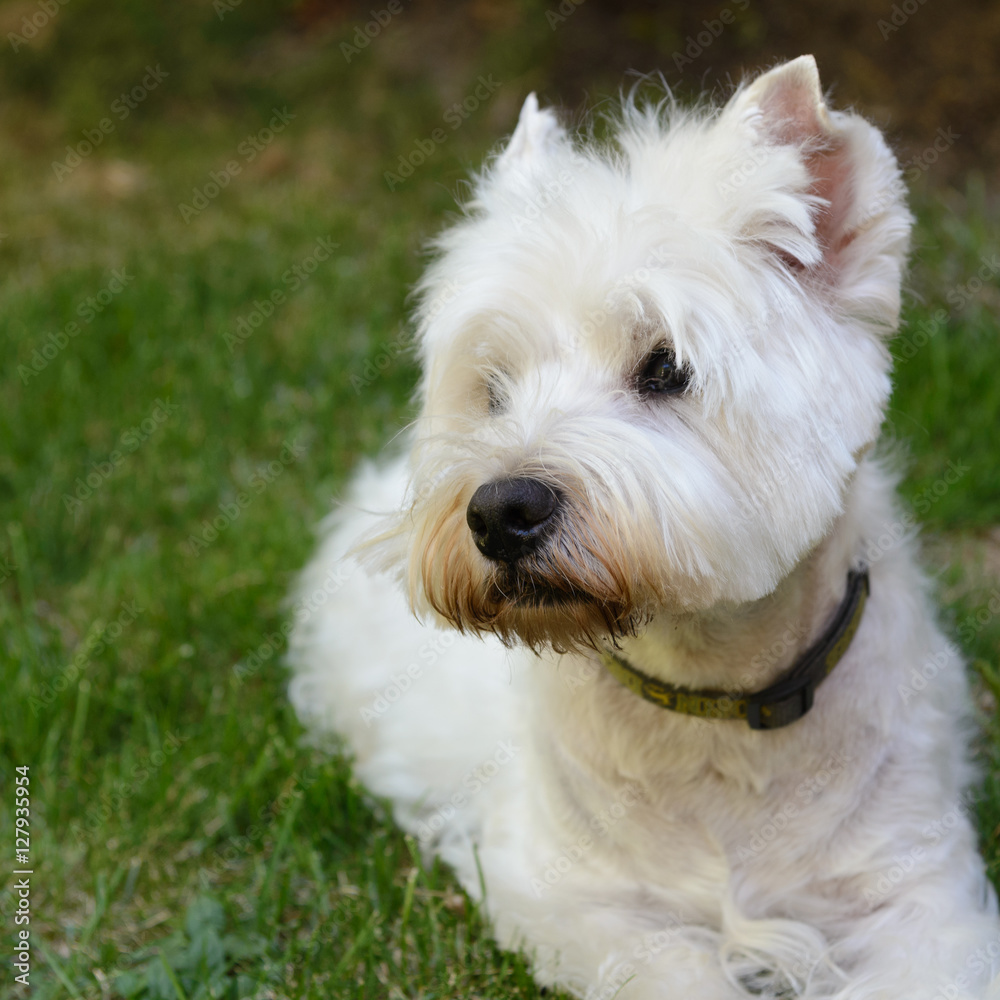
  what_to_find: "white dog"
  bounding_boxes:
[289,56,1000,998]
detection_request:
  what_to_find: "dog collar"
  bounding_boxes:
[601,568,870,730]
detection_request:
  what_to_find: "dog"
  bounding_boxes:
[289,56,1000,998]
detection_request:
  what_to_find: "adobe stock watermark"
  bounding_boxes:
[195,763,322,887]
[735,750,855,863]
[735,418,852,525]
[384,76,501,190]
[861,804,968,906]
[63,398,178,513]
[856,126,961,233]
[586,910,689,1000]
[717,142,774,199]
[561,249,788,363]
[350,279,460,392]
[358,630,458,725]
[51,65,169,180]
[28,599,144,716]
[893,250,996,365]
[893,309,947,365]
[904,127,961,183]
[350,330,411,394]
[17,268,134,384]
[7,0,70,52]
[178,107,296,222]
[931,936,1000,999]
[956,589,1000,646]
[292,564,358,628]
[339,1,411,62]
[232,620,299,687]
[512,167,576,233]
[182,438,306,556]
[212,0,243,19]
[878,0,929,40]
[415,740,520,843]
[223,236,338,352]
[862,459,970,566]
[672,0,750,72]
[895,589,1000,705]
[232,563,357,686]
[531,782,644,897]
[545,0,586,30]
[69,730,190,844]
[896,642,961,706]
[947,253,1000,311]
[562,242,688,354]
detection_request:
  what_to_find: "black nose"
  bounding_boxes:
[466,477,558,563]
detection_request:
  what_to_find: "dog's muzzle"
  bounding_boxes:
[466,477,558,563]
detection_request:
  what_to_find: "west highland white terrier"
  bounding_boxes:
[289,56,1000,998]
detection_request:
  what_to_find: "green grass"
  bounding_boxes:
[1,13,998,998]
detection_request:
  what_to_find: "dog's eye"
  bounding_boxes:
[636,349,690,396]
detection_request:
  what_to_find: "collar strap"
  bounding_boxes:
[601,569,870,731]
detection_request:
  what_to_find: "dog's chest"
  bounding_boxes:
[533,661,859,877]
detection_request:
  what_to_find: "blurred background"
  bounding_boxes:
[1,2,998,997]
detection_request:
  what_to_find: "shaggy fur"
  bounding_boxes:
[289,57,1000,998]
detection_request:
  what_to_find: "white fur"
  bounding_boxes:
[289,57,1000,998]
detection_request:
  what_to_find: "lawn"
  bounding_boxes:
[0,5,998,998]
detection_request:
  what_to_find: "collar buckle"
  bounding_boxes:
[747,680,816,731]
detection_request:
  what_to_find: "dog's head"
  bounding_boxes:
[370,56,911,651]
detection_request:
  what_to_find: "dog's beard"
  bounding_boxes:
[404,486,660,653]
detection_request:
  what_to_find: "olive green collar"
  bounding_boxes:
[601,569,869,731]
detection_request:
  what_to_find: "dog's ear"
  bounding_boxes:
[496,94,566,173]
[727,55,873,273]
[734,55,832,149]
